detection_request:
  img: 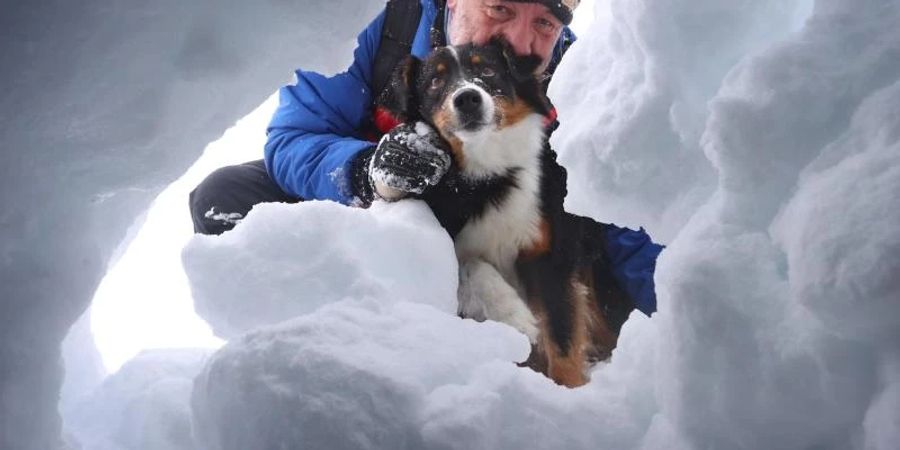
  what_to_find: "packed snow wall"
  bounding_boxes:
[184,0,897,448]
[0,1,381,448]
[3,0,899,449]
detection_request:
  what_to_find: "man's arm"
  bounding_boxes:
[264,12,386,204]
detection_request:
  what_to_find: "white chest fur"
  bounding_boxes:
[453,114,545,283]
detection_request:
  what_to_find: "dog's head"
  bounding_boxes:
[379,38,552,170]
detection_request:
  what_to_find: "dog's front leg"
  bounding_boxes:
[458,259,540,343]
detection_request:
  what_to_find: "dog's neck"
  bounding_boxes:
[455,113,546,180]
[450,112,547,273]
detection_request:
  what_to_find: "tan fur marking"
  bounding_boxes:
[578,267,619,362]
[401,62,413,88]
[520,276,591,388]
[520,302,550,375]
[471,55,482,65]
[433,108,465,167]
[519,219,551,260]
[520,268,619,388]
[546,348,589,388]
[543,277,594,387]
[498,97,534,128]
[436,63,446,73]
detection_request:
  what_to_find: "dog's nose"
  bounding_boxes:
[453,89,482,115]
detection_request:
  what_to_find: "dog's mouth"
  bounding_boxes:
[458,116,489,131]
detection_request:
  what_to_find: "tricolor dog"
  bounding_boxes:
[379,38,634,387]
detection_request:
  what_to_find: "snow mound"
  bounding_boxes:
[549,0,811,241]
[190,300,525,450]
[182,200,457,339]
[2,0,383,446]
[191,297,661,450]
[179,0,900,448]
[64,349,211,450]
[647,0,900,448]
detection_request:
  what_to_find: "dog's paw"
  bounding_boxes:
[458,259,540,343]
[457,285,487,321]
[492,302,540,344]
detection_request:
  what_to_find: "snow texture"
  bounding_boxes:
[0,0,381,448]
[64,349,211,450]
[549,0,814,242]
[188,0,899,449]
[182,200,458,339]
[191,300,533,450]
[3,0,899,448]
[59,309,107,414]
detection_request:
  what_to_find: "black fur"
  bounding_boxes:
[382,39,637,382]
[379,39,551,130]
[421,167,521,238]
[378,54,421,123]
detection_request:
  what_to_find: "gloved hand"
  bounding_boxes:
[353,122,451,204]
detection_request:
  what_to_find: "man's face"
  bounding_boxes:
[446,0,564,74]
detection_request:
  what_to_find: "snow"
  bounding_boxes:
[86,95,279,374]
[191,300,530,450]
[182,200,458,339]
[189,0,899,448]
[0,0,382,448]
[64,349,212,450]
[549,0,815,242]
[3,0,897,448]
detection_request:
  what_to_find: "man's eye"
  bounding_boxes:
[486,5,512,20]
[481,67,496,77]
[430,77,445,90]
[535,18,558,34]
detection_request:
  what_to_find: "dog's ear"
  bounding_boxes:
[377,55,422,122]
[489,36,552,117]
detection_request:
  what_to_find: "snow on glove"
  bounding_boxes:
[367,122,451,201]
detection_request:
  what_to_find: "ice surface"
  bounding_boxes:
[182,200,458,339]
[0,0,381,448]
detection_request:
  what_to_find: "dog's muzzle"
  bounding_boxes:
[453,87,488,131]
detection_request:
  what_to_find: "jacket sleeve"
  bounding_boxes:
[264,11,386,204]
[604,225,664,317]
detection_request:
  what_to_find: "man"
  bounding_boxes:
[189,0,663,316]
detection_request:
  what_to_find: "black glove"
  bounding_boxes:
[352,122,451,205]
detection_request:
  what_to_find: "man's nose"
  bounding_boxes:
[500,19,535,56]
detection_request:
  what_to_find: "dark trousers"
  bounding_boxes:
[189,159,301,235]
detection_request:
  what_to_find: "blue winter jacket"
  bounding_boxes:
[264,0,663,316]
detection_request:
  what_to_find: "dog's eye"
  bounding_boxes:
[429,77,445,90]
[481,67,496,78]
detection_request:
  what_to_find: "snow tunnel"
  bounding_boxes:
[5,0,900,449]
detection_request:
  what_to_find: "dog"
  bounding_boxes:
[377,38,636,387]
